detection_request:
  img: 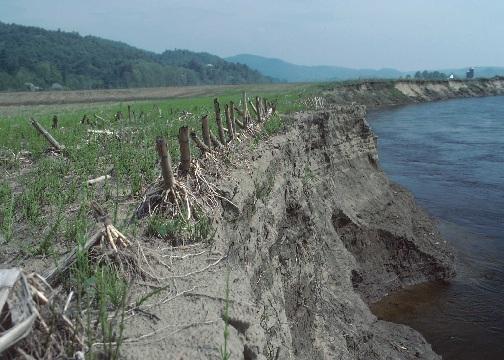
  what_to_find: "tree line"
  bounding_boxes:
[412,70,448,80]
[0,22,271,91]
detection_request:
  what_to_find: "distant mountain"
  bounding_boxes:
[226,54,403,82]
[227,54,504,82]
[0,22,271,91]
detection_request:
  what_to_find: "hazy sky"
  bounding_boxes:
[1,0,503,70]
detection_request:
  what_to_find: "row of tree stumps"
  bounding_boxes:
[155,91,276,194]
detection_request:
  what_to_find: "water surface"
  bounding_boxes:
[368,96,504,360]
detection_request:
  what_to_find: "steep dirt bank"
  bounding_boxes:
[321,78,504,108]
[121,107,454,359]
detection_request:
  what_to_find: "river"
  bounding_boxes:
[368,96,504,360]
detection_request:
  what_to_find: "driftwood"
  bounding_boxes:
[30,118,65,151]
[214,99,226,144]
[178,126,191,174]
[0,269,37,354]
[156,138,175,190]
[201,115,211,148]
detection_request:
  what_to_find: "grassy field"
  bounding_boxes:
[0,83,318,358]
[0,84,319,259]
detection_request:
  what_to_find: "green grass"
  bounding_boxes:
[147,212,214,244]
[0,86,311,254]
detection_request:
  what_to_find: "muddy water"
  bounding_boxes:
[368,96,504,359]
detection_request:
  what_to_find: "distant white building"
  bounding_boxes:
[449,74,455,79]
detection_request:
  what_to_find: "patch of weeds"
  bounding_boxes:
[147,215,186,239]
[19,188,42,225]
[72,240,128,360]
[262,114,284,136]
[64,205,91,246]
[35,222,58,256]
[147,213,214,245]
[191,215,215,243]
[95,267,128,359]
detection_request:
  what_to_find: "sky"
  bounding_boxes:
[1,0,503,71]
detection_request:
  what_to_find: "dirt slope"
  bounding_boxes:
[322,78,504,108]
[121,106,454,359]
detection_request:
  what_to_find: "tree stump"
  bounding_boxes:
[156,138,175,190]
[178,126,191,174]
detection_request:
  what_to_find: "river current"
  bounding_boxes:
[368,96,504,360]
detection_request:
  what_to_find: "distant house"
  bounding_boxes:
[449,74,455,79]
[466,67,475,79]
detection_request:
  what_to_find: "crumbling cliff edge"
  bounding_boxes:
[123,105,457,359]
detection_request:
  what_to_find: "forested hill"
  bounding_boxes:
[0,22,271,91]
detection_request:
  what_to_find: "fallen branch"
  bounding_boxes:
[30,118,65,152]
[86,174,111,186]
